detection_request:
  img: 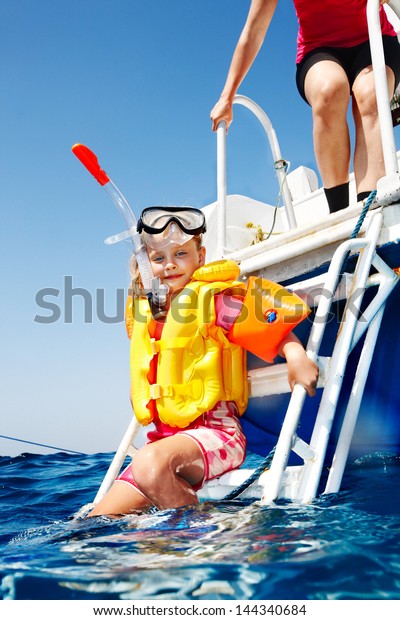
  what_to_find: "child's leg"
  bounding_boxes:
[129,434,205,510]
[89,434,205,516]
[88,481,151,517]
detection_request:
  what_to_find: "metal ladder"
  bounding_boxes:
[257,0,400,503]
[259,210,398,504]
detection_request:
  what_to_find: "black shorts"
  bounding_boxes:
[296,34,400,104]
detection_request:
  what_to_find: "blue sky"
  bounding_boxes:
[1,0,396,457]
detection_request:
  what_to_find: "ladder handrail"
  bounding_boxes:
[216,121,227,258]
[367,0,399,176]
[93,416,140,504]
[216,95,297,258]
[260,233,368,503]
[367,0,400,205]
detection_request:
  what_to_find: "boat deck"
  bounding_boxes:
[203,193,400,284]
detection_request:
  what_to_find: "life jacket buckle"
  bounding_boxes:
[150,338,160,355]
[149,383,162,399]
[163,385,175,397]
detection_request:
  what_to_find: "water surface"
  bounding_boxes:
[0,451,399,600]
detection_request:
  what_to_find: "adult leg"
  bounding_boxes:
[304,61,351,211]
[352,65,395,195]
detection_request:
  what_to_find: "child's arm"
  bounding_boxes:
[278,332,319,397]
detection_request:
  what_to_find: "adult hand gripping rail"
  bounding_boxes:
[72,144,168,317]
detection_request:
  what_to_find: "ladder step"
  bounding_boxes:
[248,356,329,398]
[292,435,316,462]
[198,465,305,501]
[287,272,353,307]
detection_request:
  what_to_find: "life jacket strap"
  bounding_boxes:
[149,379,203,400]
[150,336,193,355]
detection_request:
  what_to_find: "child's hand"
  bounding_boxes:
[286,353,319,396]
[279,333,319,397]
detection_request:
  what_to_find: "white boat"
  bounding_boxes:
[92,0,400,508]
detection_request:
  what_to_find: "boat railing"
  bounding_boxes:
[368,0,400,205]
[216,95,297,259]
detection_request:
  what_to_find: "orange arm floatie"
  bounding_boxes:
[229,276,310,362]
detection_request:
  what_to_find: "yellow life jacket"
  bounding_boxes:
[127,260,248,428]
[126,259,310,428]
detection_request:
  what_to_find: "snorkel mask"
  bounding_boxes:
[137,206,207,250]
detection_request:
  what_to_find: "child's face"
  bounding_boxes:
[147,238,205,294]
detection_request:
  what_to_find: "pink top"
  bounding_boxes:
[293,0,396,63]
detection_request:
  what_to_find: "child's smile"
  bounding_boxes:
[147,238,206,294]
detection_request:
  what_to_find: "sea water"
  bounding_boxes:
[0,451,399,601]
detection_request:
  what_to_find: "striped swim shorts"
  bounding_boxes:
[116,401,247,493]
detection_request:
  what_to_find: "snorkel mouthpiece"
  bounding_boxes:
[150,278,169,319]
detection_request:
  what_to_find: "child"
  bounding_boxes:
[89,206,319,516]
